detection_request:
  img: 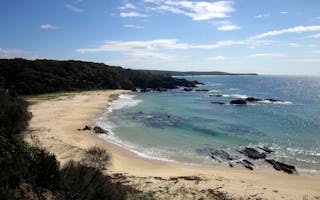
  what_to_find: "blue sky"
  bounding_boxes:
[1,0,320,75]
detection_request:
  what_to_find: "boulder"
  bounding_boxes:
[246,97,262,102]
[265,159,297,174]
[93,126,109,134]
[230,99,247,105]
[239,147,266,159]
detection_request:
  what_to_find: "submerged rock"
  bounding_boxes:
[264,98,283,103]
[236,159,254,170]
[265,159,297,174]
[210,150,234,162]
[211,101,226,105]
[93,126,108,134]
[208,94,223,97]
[195,89,209,92]
[230,99,247,105]
[239,147,266,159]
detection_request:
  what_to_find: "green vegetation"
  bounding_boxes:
[0,58,196,95]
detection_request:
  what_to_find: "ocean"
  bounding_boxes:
[95,75,320,173]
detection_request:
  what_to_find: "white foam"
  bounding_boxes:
[108,94,142,112]
[208,89,221,93]
[222,94,248,99]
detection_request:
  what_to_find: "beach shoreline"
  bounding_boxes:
[25,90,320,199]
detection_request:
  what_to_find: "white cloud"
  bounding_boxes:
[120,3,137,10]
[308,33,320,38]
[248,53,285,58]
[254,13,270,19]
[280,11,288,14]
[40,24,58,30]
[311,50,320,54]
[252,25,320,39]
[129,51,172,60]
[214,21,240,31]
[66,4,84,12]
[0,48,32,58]
[144,0,235,21]
[208,56,225,61]
[123,24,144,29]
[289,43,301,47]
[120,12,148,18]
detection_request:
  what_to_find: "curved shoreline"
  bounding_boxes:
[25,90,320,199]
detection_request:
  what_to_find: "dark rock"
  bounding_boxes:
[82,125,91,131]
[211,102,226,105]
[93,126,108,134]
[208,94,223,97]
[131,88,138,92]
[265,159,297,174]
[246,97,262,102]
[229,163,234,167]
[239,147,266,159]
[230,99,247,105]
[236,159,254,170]
[195,89,209,92]
[244,165,254,170]
[242,159,254,166]
[184,87,193,92]
[155,88,167,92]
[258,146,274,153]
[141,88,152,93]
[210,150,234,162]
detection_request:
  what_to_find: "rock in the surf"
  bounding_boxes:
[239,147,266,159]
[230,99,247,105]
[246,97,262,102]
[265,159,297,174]
[93,126,109,134]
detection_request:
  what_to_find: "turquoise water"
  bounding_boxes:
[95,76,320,173]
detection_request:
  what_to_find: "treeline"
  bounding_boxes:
[0,90,154,199]
[0,58,197,95]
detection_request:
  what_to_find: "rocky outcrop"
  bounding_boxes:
[230,99,247,105]
[265,159,297,174]
[239,147,266,159]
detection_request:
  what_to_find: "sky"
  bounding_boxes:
[0,0,320,75]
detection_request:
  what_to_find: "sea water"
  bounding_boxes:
[95,76,320,173]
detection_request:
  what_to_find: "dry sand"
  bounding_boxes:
[25,90,320,200]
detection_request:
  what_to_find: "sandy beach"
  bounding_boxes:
[25,90,320,200]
